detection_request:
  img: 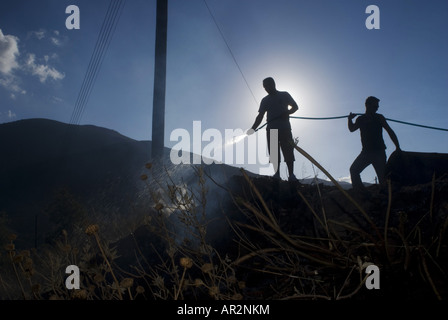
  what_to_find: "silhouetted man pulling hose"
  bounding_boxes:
[248,77,299,181]
[348,96,401,191]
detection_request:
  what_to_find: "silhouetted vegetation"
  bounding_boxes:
[1,156,447,300]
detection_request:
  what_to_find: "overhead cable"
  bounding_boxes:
[69,0,126,125]
[203,0,259,106]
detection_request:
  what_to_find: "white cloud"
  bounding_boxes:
[25,53,65,83]
[0,29,65,94]
[8,110,16,119]
[0,109,17,123]
[52,96,63,104]
[0,29,25,94]
[30,29,64,47]
[338,175,352,184]
[50,37,61,46]
[0,76,26,94]
[30,29,46,40]
[0,29,20,75]
[44,53,59,63]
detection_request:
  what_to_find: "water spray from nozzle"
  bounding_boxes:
[225,133,249,147]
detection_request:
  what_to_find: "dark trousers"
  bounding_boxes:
[350,149,386,189]
[267,128,295,173]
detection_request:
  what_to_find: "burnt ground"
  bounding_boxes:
[112,173,448,301]
[224,175,448,300]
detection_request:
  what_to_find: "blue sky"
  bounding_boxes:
[1,0,447,183]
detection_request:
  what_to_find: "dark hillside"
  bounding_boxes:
[0,119,152,247]
[0,118,244,248]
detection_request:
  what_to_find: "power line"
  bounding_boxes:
[203,0,259,106]
[70,0,126,125]
[69,0,126,125]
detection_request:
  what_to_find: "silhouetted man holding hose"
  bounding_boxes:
[247,77,299,181]
[348,96,401,192]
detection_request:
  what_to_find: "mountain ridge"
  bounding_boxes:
[0,118,251,248]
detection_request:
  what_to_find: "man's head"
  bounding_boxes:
[365,96,380,114]
[263,77,277,95]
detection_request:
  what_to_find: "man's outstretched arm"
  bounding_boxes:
[381,116,401,150]
[248,111,265,134]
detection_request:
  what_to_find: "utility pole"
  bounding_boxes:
[151,0,168,160]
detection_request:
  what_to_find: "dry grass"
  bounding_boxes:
[1,146,447,300]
